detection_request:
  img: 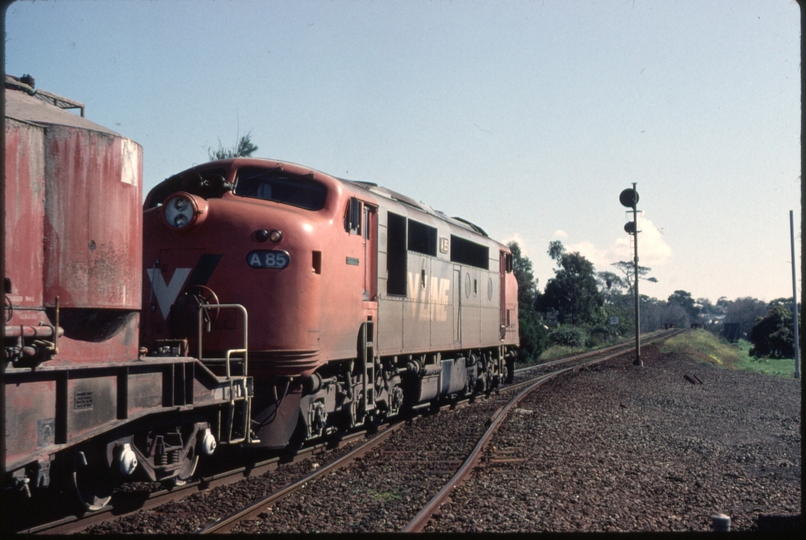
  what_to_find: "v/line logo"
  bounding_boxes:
[146,267,191,319]
[145,254,224,320]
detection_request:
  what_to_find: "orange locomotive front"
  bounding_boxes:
[142,158,518,449]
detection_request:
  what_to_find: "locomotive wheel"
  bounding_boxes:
[389,385,404,416]
[71,446,117,511]
[348,390,366,428]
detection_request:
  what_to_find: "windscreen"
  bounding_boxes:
[235,167,327,210]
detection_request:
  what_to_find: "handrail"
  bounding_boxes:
[197,303,249,379]
[197,303,251,445]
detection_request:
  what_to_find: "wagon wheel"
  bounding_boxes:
[165,450,199,488]
[186,285,220,325]
[71,445,117,511]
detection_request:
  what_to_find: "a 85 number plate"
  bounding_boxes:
[247,250,290,269]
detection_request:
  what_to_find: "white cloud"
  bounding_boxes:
[566,216,673,271]
[553,230,569,239]
[634,217,673,266]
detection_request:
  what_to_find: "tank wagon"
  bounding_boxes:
[141,158,519,449]
[4,75,252,511]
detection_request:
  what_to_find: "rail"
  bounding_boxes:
[198,424,405,534]
[402,328,683,532]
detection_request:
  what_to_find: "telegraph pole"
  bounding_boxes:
[790,210,800,379]
[620,184,641,366]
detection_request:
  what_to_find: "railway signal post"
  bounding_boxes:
[620,184,642,366]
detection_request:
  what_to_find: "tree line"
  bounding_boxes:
[509,240,801,363]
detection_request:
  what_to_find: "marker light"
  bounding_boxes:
[161,192,209,231]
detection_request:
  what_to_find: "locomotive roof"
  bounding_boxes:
[4,75,122,136]
[342,179,489,238]
[176,158,494,240]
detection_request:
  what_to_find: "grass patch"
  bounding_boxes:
[539,344,587,361]
[365,489,401,502]
[733,339,799,378]
[661,329,800,379]
[520,332,654,367]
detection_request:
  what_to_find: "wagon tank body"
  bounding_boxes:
[4,75,142,365]
[142,158,518,448]
[4,76,252,512]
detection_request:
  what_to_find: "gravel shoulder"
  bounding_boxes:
[428,343,801,532]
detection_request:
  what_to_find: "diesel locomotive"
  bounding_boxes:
[141,158,519,449]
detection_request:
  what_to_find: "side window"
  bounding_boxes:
[450,235,489,270]
[387,212,407,296]
[407,219,437,256]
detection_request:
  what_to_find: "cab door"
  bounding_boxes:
[453,266,462,344]
[362,204,378,301]
[499,251,509,339]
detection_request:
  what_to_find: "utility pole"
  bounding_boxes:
[620,184,641,366]
[790,210,800,379]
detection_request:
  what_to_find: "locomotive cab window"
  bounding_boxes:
[235,167,327,210]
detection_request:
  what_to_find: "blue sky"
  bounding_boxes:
[4,0,801,304]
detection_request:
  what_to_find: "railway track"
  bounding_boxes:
[198,330,679,534]
[402,329,681,532]
[21,330,679,534]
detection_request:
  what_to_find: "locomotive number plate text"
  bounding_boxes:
[247,250,290,269]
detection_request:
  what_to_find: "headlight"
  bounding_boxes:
[161,192,209,231]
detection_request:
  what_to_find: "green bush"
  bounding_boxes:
[750,305,799,359]
[587,325,613,346]
[517,308,549,362]
[549,325,587,348]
